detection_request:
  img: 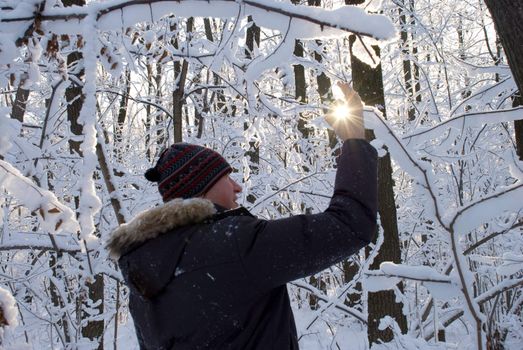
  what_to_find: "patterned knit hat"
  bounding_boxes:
[144,143,232,202]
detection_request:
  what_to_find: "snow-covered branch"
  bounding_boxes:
[365,262,453,284]
[291,281,366,324]
[0,0,396,42]
[423,277,523,341]
[450,181,523,234]
[403,106,523,145]
[0,160,79,234]
[365,108,445,226]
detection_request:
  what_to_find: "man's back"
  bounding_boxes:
[113,201,299,349]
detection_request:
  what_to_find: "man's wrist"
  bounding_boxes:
[341,132,365,141]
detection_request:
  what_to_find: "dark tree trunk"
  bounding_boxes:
[484,0,523,160]
[81,274,104,349]
[49,252,71,344]
[65,49,84,156]
[293,38,309,139]
[145,63,153,160]
[11,84,30,122]
[172,18,194,143]
[348,34,408,344]
[115,68,131,163]
[291,1,309,139]
[155,64,165,148]
[398,0,421,121]
[244,15,260,204]
[203,18,228,115]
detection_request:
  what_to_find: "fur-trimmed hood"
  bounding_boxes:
[106,198,216,259]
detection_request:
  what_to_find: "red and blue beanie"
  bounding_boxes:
[144,143,232,202]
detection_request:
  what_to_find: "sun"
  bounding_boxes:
[331,102,353,121]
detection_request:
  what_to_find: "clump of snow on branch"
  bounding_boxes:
[76,14,102,245]
[0,286,18,330]
[0,107,19,154]
[497,253,523,276]
[0,160,80,234]
[1,106,79,234]
[0,33,17,86]
[373,316,447,350]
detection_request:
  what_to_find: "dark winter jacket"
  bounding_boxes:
[107,139,378,350]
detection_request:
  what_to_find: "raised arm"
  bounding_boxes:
[235,85,377,289]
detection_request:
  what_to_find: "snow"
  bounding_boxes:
[364,274,401,292]
[370,138,387,157]
[423,282,461,302]
[0,286,18,328]
[364,262,462,301]
[351,36,380,68]
[364,107,444,225]
[2,0,397,43]
[0,160,80,234]
[0,33,17,66]
[0,107,20,154]
[451,182,523,234]
[76,14,102,246]
[403,106,523,147]
[497,253,523,276]
[380,262,451,283]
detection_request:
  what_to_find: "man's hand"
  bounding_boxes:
[325,82,365,140]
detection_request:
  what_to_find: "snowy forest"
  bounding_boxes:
[0,0,522,349]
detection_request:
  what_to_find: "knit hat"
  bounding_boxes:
[144,143,232,202]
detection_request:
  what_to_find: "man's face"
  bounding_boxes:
[203,174,242,209]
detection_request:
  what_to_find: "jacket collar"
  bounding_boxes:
[106,198,216,259]
[211,204,254,221]
[106,198,254,259]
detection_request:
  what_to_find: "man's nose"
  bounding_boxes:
[233,180,242,193]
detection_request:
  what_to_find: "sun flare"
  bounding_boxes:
[332,103,353,121]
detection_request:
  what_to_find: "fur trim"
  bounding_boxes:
[106,198,216,259]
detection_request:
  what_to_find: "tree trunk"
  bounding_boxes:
[65,49,84,156]
[115,68,131,163]
[245,15,261,204]
[398,0,420,121]
[145,62,154,160]
[203,18,228,115]
[155,63,165,148]
[293,38,309,140]
[291,1,309,140]
[11,84,30,123]
[484,0,523,160]
[348,33,408,344]
[172,18,194,143]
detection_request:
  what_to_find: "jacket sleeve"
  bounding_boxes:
[234,139,378,290]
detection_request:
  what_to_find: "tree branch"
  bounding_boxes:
[1,0,394,41]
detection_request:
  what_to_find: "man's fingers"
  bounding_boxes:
[337,82,363,107]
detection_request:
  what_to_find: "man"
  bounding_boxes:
[107,83,377,349]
